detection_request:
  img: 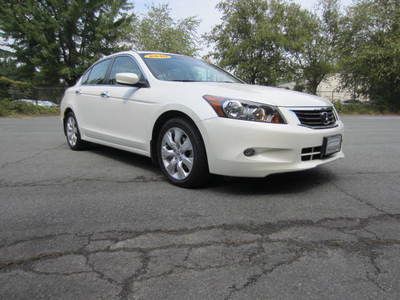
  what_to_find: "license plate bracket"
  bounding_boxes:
[322,134,342,157]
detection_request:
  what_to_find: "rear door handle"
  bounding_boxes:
[100,91,109,98]
[75,89,81,95]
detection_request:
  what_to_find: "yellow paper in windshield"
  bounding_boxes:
[144,54,171,59]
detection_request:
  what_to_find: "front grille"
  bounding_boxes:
[301,146,322,161]
[293,108,337,129]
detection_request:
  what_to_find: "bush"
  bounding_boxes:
[333,101,392,115]
[0,99,59,117]
[0,76,33,99]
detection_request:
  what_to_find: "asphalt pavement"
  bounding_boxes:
[0,115,399,299]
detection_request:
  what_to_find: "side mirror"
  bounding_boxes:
[116,73,140,86]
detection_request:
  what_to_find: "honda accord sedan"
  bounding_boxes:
[61,51,344,187]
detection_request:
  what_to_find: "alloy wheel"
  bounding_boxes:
[161,127,194,180]
[66,116,78,147]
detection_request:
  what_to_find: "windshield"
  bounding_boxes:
[139,53,242,83]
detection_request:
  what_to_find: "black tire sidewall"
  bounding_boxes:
[157,118,209,188]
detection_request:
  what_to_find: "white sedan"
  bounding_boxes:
[61,51,344,187]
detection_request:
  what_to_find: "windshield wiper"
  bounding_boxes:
[170,80,236,83]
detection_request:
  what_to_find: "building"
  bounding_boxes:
[278,74,369,103]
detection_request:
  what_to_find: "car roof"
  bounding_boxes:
[101,50,183,60]
[137,50,183,56]
[86,50,189,74]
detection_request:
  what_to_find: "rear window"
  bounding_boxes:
[85,59,112,85]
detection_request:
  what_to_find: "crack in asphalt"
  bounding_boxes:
[331,181,394,216]
[0,212,399,298]
[0,144,65,171]
[0,232,73,249]
[337,171,400,175]
[1,213,399,256]
[86,255,122,287]
[224,254,303,300]
[1,171,399,189]
[118,251,150,300]
[90,214,399,244]
[0,175,165,188]
[365,248,387,292]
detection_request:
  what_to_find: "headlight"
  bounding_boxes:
[332,106,341,121]
[203,95,285,124]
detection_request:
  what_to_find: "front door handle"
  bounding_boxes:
[100,91,109,98]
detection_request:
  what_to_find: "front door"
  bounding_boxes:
[100,55,154,153]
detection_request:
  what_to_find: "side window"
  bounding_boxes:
[86,59,111,85]
[108,56,144,85]
[81,69,91,85]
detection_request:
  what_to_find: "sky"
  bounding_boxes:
[134,0,354,37]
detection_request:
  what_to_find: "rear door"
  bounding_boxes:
[75,58,112,138]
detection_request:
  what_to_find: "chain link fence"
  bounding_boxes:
[6,86,66,105]
[317,90,369,103]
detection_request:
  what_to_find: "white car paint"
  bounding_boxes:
[61,50,344,177]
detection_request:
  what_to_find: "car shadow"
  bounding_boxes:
[207,168,337,195]
[88,144,160,173]
[85,144,336,195]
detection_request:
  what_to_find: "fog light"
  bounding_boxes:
[244,148,255,157]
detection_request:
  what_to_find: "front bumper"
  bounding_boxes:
[201,114,344,177]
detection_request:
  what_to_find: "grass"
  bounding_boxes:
[333,101,397,115]
[0,99,59,117]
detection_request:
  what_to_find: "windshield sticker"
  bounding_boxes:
[144,54,171,59]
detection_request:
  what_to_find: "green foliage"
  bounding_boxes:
[0,99,59,117]
[206,0,336,91]
[338,0,400,111]
[206,0,291,85]
[0,48,20,80]
[131,4,200,56]
[295,0,340,94]
[333,101,391,115]
[0,0,134,86]
[0,76,33,99]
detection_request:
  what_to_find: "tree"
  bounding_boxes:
[131,4,200,56]
[338,0,400,111]
[0,0,134,86]
[206,0,287,85]
[206,0,331,87]
[289,0,341,94]
[206,0,343,94]
[0,48,18,79]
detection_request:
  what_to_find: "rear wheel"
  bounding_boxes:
[64,112,87,150]
[157,118,209,188]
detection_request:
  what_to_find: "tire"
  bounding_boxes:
[157,117,209,188]
[64,112,87,150]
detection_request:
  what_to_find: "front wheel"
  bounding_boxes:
[157,118,209,188]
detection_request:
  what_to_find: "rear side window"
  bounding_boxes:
[108,56,143,85]
[86,59,111,85]
[80,69,91,84]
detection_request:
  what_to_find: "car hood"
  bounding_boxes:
[166,82,332,107]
